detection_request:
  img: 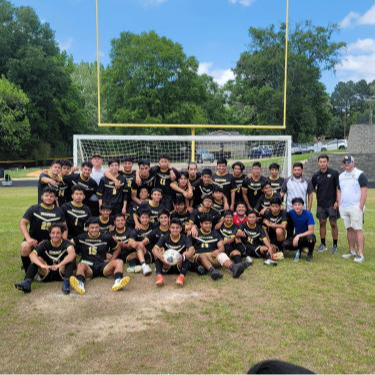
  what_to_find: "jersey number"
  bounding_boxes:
[88,246,97,255]
[41,222,51,231]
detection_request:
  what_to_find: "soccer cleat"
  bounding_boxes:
[242,260,252,269]
[331,245,338,254]
[354,255,365,264]
[196,265,207,275]
[176,274,185,286]
[15,279,32,294]
[112,276,130,292]
[264,258,278,266]
[62,279,70,295]
[69,276,85,295]
[231,263,245,278]
[306,253,313,262]
[142,264,152,276]
[317,244,327,253]
[342,251,356,259]
[294,250,301,262]
[209,268,223,281]
[126,265,143,273]
[155,274,165,287]
[245,256,253,265]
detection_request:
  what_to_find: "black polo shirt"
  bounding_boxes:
[311,168,339,208]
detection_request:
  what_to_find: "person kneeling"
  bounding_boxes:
[192,214,244,280]
[152,219,195,287]
[282,198,316,262]
[69,218,130,295]
[15,223,75,294]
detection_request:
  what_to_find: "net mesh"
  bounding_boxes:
[74,135,292,177]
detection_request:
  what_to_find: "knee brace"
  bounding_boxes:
[217,252,230,266]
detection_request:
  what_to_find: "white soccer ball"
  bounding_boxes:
[163,250,182,266]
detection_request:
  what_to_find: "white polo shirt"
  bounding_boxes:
[339,168,368,208]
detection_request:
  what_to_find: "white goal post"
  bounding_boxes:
[73,135,292,177]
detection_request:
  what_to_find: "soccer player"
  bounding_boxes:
[69,218,130,295]
[268,163,284,194]
[152,219,195,287]
[127,186,150,229]
[131,160,155,203]
[37,160,62,204]
[262,197,288,251]
[233,202,248,226]
[212,185,229,216]
[135,188,164,227]
[242,162,267,210]
[255,181,279,217]
[311,155,340,253]
[170,171,193,209]
[187,162,201,185]
[193,168,214,208]
[231,161,246,209]
[170,196,192,234]
[97,159,127,216]
[282,198,316,262]
[192,214,245,280]
[143,209,170,251]
[15,223,75,294]
[61,186,92,239]
[213,158,236,208]
[19,187,66,273]
[338,155,368,263]
[281,162,314,212]
[236,210,276,266]
[97,203,114,233]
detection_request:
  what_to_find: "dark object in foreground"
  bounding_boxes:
[248,359,314,374]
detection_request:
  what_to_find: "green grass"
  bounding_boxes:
[1,187,375,373]
[5,167,42,179]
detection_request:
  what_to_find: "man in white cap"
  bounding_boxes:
[338,155,368,263]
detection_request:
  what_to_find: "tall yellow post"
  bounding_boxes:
[96,0,102,125]
[191,128,196,162]
[283,0,289,128]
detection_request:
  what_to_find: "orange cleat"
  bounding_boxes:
[155,274,165,287]
[176,274,185,287]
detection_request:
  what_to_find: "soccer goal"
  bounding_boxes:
[73,135,292,177]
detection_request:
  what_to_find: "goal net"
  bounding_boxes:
[73,135,292,177]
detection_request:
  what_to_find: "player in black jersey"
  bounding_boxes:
[38,160,64,204]
[61,186,91,239]
[193,168,214,208]
[69,218,129,295]
[212,185,228,216]
[268,163,284,195]
[187,162,201,185]
[262,197,287,251]
[255,181,280,217]
[97,203,114,233]
[242,162,267,210]
[20,187,66,273]
[152,219,195,287]
[232,162,246,209]
[15,223,75,294]
[131,160,155,203]
[142,209,170,253]
[236,210,276,266]
[97,159,127,216]
[135,188,164,227]
[192,214,244,280]
[130,210,154,276]
[127,186,149,229]
[170,171,194,210]
[170,196,191,234]
[213,158,236,208]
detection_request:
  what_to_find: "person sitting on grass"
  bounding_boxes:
[15,223,76,295]
[282,197,316,262]
[233,202,248,226]
[152,219,195,287]
[170,195,192,234]
[134,188,164,228]
[69,217,130,295]
[191,214,245,280]
[236,210,276,266]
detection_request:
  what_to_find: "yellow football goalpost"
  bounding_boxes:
[95,0,290,160]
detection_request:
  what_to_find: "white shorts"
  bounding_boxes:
[339,205,364,230]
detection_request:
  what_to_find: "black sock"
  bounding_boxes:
[155,259,163,274]
[180,259,190,276]
[64,261,75,278]
[232,255,242,264]
[114,272,123,280]
[129,258,137,267]
[77,274,86,283]
[333,239,338,246]
[21,256,31,272]
[321,238,326,246]
[25,263,38,281]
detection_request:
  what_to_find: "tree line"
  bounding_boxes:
[0,0,374,160]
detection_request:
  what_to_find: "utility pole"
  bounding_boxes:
[364,97,375,125]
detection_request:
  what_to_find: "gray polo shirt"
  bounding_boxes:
[282,176,314,211]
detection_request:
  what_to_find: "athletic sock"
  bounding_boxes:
[77,274,86,284]
[333,239,338,246]
[64,261,75,278]
[25,263,38,280]
[21,256,31,272]
[232,255,242,264]
[114,272,123,281]
[321,238,326,246]
[229,264,234,272]
[180,259,190,276]
[155,259,163,274]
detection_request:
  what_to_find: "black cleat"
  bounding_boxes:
[62,279,70,295]
[15,279,31,294]
[306,253,313,262]
[197,265,207,275]
[210,268,223,281]
[231,263,245,278]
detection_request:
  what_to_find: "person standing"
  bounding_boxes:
[311,155,340,253]
[90,153,105,216]
[338,156,368,264]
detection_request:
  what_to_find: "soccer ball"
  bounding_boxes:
[163,250,182,266]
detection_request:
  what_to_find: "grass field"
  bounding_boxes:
[1,187,374,374]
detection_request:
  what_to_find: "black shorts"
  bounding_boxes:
[317,206,339,221]
[224,243,237,256]
[245,244,265,258]
[40,269,64,282]
[161,264,182,275]
[81,260,107,278]
[120,247,136,262]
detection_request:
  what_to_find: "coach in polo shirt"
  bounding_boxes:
[338,155,368,264]
[311,155,340,254]
[281,162,314,212]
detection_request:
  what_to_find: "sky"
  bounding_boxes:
[11,0,375,93]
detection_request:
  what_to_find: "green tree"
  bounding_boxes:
[0,77,30,156]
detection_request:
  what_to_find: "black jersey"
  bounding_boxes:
[34,239,73,266]
[157,234,192,254]
[213,173,236,203]
[133,225,154,243]
[127,201,141,228]
[189,172,201,185]
[192,229,222,254]
[192,180,214,207]
[150,166,179,199]
[233,174,246,204]
[242,175,268,208]
[255,192,280,213]
[97,175,127,206]
[119,171,136,202]
[268,176,284,195]
[110,227,135,246]
[38,172,68,206]
[212,198,225,216]
[23,204,65,242]
[97,215,114,234]
[263,209,288,226]
[75,232,118,265]
[147,226,170,247]
[219,223,238,240]
[131,174,155,198]
[311,168,339,208]
[61,202,91,238]
[136,201,165,225]
[170,210,190,229]
[240,223,267,246]
[64,173,98,204]
[190,208,221,228]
